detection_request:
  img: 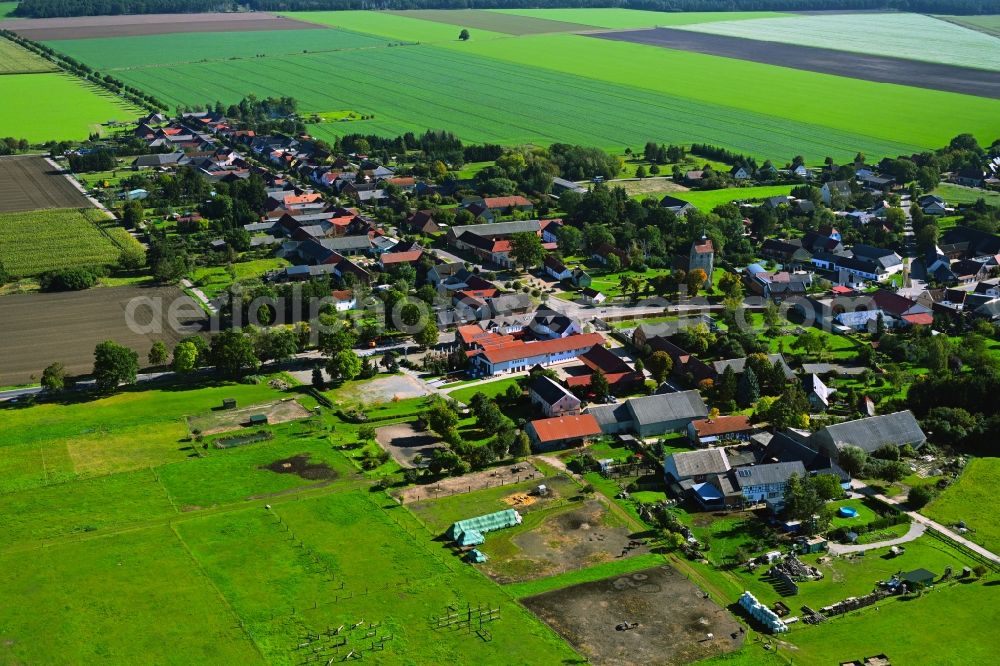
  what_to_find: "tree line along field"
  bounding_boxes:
[674,13,1000,72]
[0,378,578,664]
[42,9,1000,160]
[0,35,57,73]
[0,207,141,277]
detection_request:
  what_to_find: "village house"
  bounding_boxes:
[468,332,605,377]
[528,374,582,417]
[589,391,708,438]
[809,411,926,459]
[525,414,601,452]
[686,415,758,447]
[733,461,807,510]
[562,344,643,394]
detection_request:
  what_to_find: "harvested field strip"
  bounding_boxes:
[0,155,91,213]
[444,33,1000,150]
[0,285,206,386]
[112,44,921,160]
[44,28,393,71]
[0,35,58,73]
[488,8,791,29]
[674,13,1000,72]
[387,9,594,35]
[1,11,326,40]
[290,9,509,43]
[0,207,132,276]
[592,27,1000,99]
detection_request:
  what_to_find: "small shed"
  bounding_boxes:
[465,549,488,563]
[800,536,828,554]
[902,568,935,587]
[222,398,237,410]
[249,414,269,426]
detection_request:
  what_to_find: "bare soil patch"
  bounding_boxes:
[485,499,649,583]
[0,155,91,213]
[523,565,743,665]
[2,12,325,40]
[616,177,690,198]
[590,28,1000,99]
[263,454,337,480]
[187,398,312,436]
[0,285,205,385]
[375,422,443,468]
[354,373,432,404]
[393,461,544,504]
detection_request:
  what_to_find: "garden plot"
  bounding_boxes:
[186,398,313,436]
[395,462,546,505]
[524,565,743,665]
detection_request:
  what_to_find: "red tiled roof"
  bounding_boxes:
[902,313,934,326]
[529,414,601,443]
[694,238,714,254]
[483,195,532,209]
[331,290,354,301]
[480,333,605,365]
[380,250,423,264]
[690,415,753,437]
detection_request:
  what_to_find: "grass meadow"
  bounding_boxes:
[0,375,580,664]
[0,73,141,141]
[0,1,18,17]
[189,257,290,299]
[922,457,1000,555]
[0,208,141,277]
[677,13,1000,72]
[938,13,1000,38]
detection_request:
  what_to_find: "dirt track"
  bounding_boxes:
[0,285,206,385]
[1,12,325,40]
[0,156,91,213]
[590,28,1000,99]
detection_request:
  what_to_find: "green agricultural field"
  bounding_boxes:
[0,1,17,17]
[45,28,391,71]
[0,36,58,73]
[293,10,508,43]
[388,8,594,35]
[106,41,924,159]
[922,457,1000,556]
[938,13,1000,38]
[49,11,1000,160]
[489,8,790,29]
[0,73,141,141]
[675,13,1000,72]
[0,207,141,277]
[444,33,1000,152]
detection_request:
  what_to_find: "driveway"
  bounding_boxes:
[827,521,926,555]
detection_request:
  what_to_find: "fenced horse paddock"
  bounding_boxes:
[523,565,743,665]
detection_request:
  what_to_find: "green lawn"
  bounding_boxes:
[0,73,141,141]
[932,182,1000,206]
[829,498,880,529]
[188,257,290,299]
[503,552,668,598]
[635,184,795,210]
[922,457,1000,556]
[449,377,521,404]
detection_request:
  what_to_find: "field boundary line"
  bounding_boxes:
[168,521,267,661]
